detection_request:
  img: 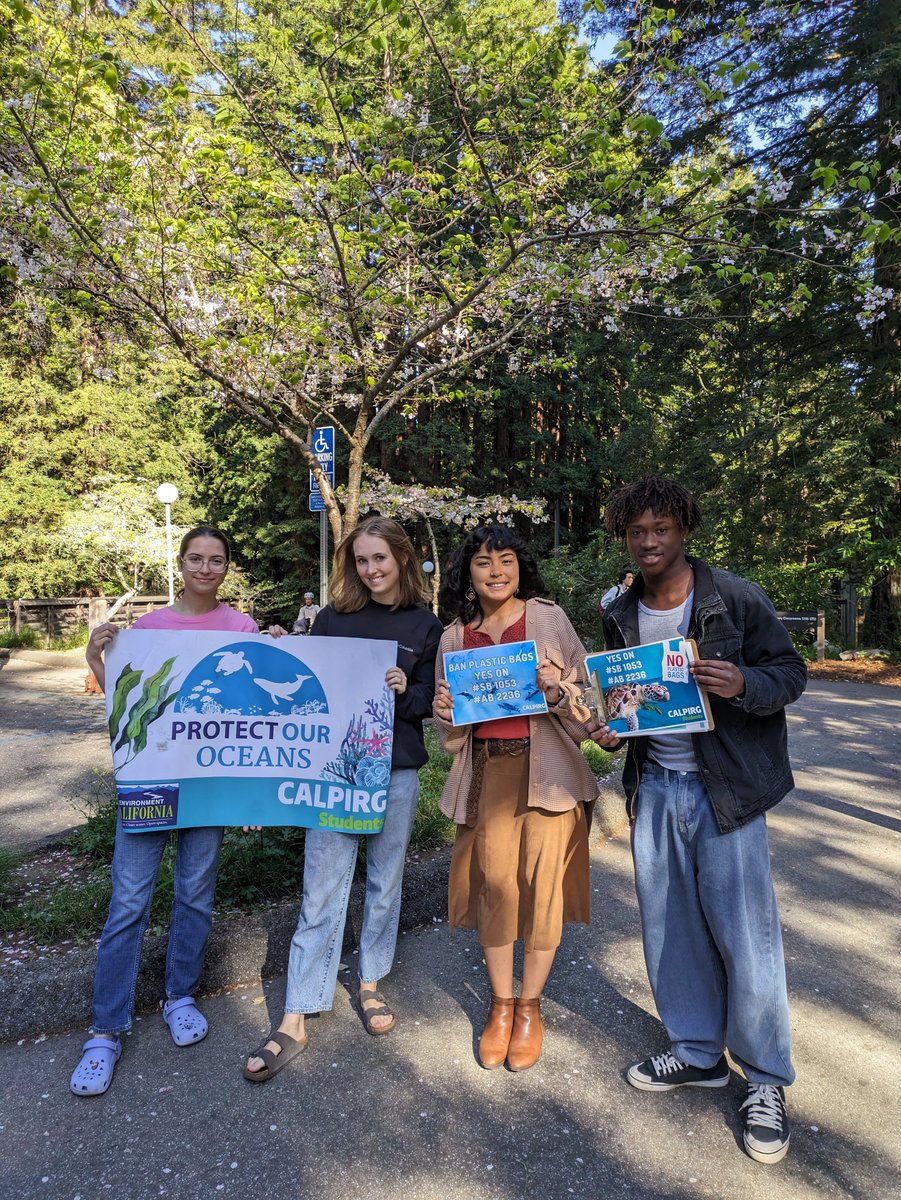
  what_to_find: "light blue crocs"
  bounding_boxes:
[163,997,209,1046]
[70,1036,121,1096]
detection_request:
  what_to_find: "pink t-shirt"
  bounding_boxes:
[132,603,258,633]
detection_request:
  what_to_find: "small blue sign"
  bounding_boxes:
[443,640,548,726]
[309,491,326,512]
[309,425,335,489]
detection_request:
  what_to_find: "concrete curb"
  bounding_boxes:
[1,647,88,667]
[0,785,628,1044]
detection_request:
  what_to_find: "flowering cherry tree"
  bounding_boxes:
[1,0,892,542]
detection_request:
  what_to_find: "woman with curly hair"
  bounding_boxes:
[244,516,442,1081]
[433,525,599,1072]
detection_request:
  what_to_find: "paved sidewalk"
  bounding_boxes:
[0,677,899,1198]
[0,650,108,850]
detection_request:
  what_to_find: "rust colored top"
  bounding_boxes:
[436,598,600,822]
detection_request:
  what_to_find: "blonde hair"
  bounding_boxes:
[330,516,429,612]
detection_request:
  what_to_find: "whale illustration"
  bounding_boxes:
[253,674,313,704]
[213,650,253,676]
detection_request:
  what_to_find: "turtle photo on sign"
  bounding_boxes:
[583,637,714,738]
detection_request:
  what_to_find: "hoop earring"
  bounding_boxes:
[465,586,475,602]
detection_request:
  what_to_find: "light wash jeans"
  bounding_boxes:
[633,765,795,1087]
[285,769,420,1013]
[92,821,223,1035]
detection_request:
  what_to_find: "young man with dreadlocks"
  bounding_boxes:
[591,476,806,1165]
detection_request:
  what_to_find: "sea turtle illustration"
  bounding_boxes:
[213,650,253,676]
[604,682,670,732]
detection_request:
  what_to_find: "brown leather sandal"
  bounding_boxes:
[359,986,396,1035]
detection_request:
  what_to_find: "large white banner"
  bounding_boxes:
[104,631,396,834]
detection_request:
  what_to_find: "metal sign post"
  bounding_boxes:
[309,426,335,607]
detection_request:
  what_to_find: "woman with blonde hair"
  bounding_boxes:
[244,516,442,1080]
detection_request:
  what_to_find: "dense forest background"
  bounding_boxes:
[1,0,898,643]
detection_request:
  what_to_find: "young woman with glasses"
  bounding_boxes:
[70,525,257,1097]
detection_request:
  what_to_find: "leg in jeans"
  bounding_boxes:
[92,823,170,1035]
[358,769,420,984]
[165,826,224,1002]
[245,830,359,1072]
[283,825,361,1014]
[633,767,794,1086]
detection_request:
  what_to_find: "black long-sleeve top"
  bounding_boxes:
[312,600,443,769]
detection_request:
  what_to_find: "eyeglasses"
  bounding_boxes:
[181,555,228,573]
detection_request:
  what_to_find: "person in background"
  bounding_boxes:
[433,525,598,1073]
[293,591,320,634]
[592,476,806,1165]
[244,516,442,1081]
[598,567,634,614]
[70,525,257,1097]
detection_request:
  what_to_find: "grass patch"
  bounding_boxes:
[0,725,613,946]
[0,627,41,649]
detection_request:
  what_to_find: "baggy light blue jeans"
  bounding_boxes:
[91,820,224,1035]
[285,769,420,1013]
[632,765,795,1087]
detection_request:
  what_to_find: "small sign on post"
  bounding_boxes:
[775,611,826,663]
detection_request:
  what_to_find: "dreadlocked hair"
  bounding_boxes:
[604,477,703,539]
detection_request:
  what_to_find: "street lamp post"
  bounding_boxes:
[155,483,180,604]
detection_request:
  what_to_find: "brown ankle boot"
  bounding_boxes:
[479,995,515,1069]
[506,996,544,1071]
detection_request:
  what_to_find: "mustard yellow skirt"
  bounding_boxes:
[448,747,590,952]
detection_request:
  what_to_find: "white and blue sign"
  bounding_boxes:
[443,639,548,727]
[104,631,395,833]
[584,637,714,738]
[309,425,335,489]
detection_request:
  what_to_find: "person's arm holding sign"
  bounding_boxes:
[85,622,120,693]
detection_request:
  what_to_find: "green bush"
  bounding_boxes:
[0,627,41,649]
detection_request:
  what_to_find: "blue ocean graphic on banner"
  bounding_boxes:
[102,631,395,834]
[176,641,329,717]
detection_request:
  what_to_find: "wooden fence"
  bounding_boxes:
[2,596,255,643]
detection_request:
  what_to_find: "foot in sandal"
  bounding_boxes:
[359,983,396,1035]
[244,1017,308,1082]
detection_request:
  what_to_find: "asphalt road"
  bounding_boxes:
[0,657,898,1199]
[0,651,109,850]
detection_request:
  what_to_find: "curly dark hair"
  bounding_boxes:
[604,477,703,539]
[439,524,546,624]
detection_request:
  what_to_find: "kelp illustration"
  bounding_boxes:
[109,658,179,766]
[323,687,393,788]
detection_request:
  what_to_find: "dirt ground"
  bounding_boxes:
[807,657,901,686]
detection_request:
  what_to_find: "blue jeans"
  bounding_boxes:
[285,769,420,1013]
[92,821,224,1035]
[633,766,795,1087]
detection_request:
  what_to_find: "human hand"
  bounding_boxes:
[242,826,263,832]
[691,659,745,699]
[434,679,454,721]
[588,721,623,750]
[537,658,563,705]
[87,623,119,657]
[268,624,289,639]
[385,667,407,694]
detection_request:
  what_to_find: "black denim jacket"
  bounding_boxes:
[602,557,807,833]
